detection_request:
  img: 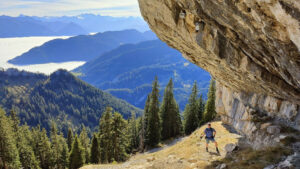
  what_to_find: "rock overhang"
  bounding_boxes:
[138,0,300,105]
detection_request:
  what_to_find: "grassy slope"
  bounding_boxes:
[81,121,241,169]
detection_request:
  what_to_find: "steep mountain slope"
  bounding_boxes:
[9,30,156,65]
[0,15,87,37]
[81,121,241,169]
[0,68,141,134]
[74,40,211,110]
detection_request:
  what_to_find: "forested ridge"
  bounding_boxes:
[74,40,211,110]
[0,76,216,169]
[0,69,142,135]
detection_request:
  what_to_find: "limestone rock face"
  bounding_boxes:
[139,0,300,147]
[139,0,300,103]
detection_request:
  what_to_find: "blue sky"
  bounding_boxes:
[0,0,141,17]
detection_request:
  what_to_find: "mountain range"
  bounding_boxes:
[74,40,211,110]
[9,30,157,65]
[0,68,141,135]
[0,14,149,38]
[34,14,150,33]
[0,15,87,37]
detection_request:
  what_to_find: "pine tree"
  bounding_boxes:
[69,135,84,169]
[99,107,113,163]
[138,116,145,151]
[198,94,205,126]
[79,125,90,164]
[174,103,183,137]
[51,123,63,168]
[140,94,150,150]
[90,134,101,164]
[9,110,40,169]
[34,128,52,169]
[129,112,138,151]
[17,125,40,169]
[160,79,182,140]
[9,109,19,133]
[67,128,74,151]
[60,143,69,169]
[0,108,21,169]
[111,112,128,162]
[203,80,216,122]
[146,77,161,147]
[183,81,199,135]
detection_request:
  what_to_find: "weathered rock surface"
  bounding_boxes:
[138,0,300,148]
[225,143,238,154]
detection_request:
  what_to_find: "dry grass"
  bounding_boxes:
[81,121,241,169]
[207,146,293,169]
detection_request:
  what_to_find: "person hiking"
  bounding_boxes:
[200,123,220,154]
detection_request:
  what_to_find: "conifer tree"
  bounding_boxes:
[60,143,69,169]
[67,128,74,151]
[129,112,138,151]
[79,126,90,164]
[9,110,40,169]
[0,108,21,169]
[198,94,205,126]
[183,81,199,135]
[35,128,53,169]
[111,112,128,162]
[99,107,113,163]
[203,80,216,122]
[174,103,183,137]
[138,116,145,151]
[10,109,19,133]
[90,134,101,164]
[146,77,161,147]
[51,123,63,168]
[140,94,150,149]
[69,135,84,169]
[17,125,40,169]
[160,79,182,140]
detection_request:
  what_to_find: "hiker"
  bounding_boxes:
[200,123,220,154]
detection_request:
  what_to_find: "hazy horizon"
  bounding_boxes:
[0,0,141,17]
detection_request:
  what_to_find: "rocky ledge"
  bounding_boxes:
[138,0,300,150]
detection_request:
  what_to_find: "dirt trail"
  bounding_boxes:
[81,121,241,169]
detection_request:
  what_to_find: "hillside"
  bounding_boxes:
[0,68,142,135]
[9,30,157,65]
[74,40,211,110]
[81,121,241,169]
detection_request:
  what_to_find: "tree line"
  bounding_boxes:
[139,77,216,149]
[0,78,216,169]
[0,107,138,169]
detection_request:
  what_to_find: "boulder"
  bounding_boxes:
[216,163,227,169]
[225,143,238,154]
[267,126,281,135]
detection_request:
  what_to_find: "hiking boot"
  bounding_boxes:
[206,147,208,152]
[216,147,220,154]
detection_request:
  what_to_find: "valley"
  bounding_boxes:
[1,0,298,167]
[0,36,85,74]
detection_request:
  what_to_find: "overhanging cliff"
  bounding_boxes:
[138,0,300,148]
